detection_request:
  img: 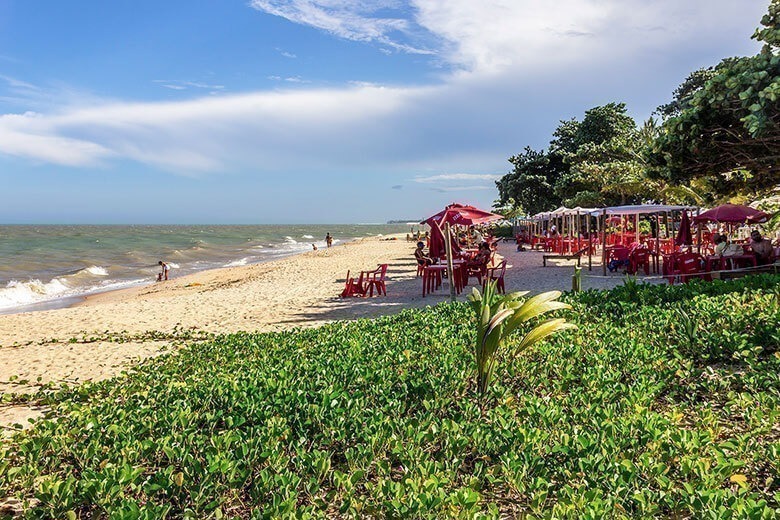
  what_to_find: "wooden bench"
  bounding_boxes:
[713,263,779,280]
[543,247,589,267]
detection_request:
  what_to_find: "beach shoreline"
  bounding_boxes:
[0,235,632,429]
[0,224,411,315]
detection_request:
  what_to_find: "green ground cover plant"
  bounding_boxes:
[1,275,779,518]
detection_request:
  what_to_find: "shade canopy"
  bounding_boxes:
[424,203,504,226]
[693,204,771,224]
[532,206,599,220]
[593,204,697,216]
[533,204,696,220]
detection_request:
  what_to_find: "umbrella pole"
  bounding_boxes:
[635,214,639,245]
[695,208,701,253]
[444,222,456,302]
[588,214,593,271]
[601,209,607,276]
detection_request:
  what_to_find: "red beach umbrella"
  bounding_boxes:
[675,210,693,246]
[425,203,504,227]
[427,221,455,259]
[692,204,771,224]
[423,203,503,258]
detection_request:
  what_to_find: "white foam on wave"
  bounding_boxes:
[0,278,72,310]
[167,262,180,269]
[80,265,109,276]
[301,234,314,239]
[0,275,147,312]
[284,236,297,244]
[224,257,250,267]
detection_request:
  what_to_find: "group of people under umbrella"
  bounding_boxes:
[417,204,505,300]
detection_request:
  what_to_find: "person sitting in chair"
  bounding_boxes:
[414,241,433,266]
[750,230,773,265]
[714,234,729,256]
[468,242,492,269]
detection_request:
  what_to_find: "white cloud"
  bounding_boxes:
[0,112,113,166]
[429,185,494,193]
[251,0,765,75]
[250,0,435,54]
[0,85,440,171]
[414,173,500,183]
[153,80,226,91]
[276,48,298,58]
[284,76,310,83]
[0,0,767,179]
[0,75,42,93]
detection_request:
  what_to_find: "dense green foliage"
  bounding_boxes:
[1,276,780,518]
[649,0,780,200]
[496,103,655,214]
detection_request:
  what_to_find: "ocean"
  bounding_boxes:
[0,224,415,314]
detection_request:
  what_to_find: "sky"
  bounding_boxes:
[0,0,770,224]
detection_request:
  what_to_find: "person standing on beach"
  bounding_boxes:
[326,233,333,248]
[158,260,170,281]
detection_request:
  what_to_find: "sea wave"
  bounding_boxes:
[0,275,149,311]
[0,278,70,308]
[79,265,109,276]
[0,224,410,313]
[223,257,250,267]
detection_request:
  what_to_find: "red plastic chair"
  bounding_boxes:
[484,260,507,294]
[466,254,491,285]
[678,253,705,283]
[422,265,444,296]
[662,253,679,284]
[366,264,388,297]
[340,270,368,297]
[607,246,630,272]
[628,248,651,275]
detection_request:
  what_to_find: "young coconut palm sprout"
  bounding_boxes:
[468,280,576,396]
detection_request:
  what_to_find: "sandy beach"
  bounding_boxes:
[0,235,631,428]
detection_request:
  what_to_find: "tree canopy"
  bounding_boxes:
[649,0,780,200]
[496,103,655,213]
[497,0,779,216]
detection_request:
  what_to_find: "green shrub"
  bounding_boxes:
[0,275,778,517]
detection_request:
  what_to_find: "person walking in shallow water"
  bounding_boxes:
[326,233,333,248]
[158,260,170,281]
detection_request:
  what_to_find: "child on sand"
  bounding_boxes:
[158,260,170,281]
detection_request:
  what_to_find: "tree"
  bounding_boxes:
[495,147,563,216]
[497,103,660,213]
[555,103,654,206]
[649,0,780,200]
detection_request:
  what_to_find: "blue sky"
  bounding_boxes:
[0,0,769,224]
